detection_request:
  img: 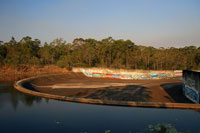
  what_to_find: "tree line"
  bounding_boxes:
[0,36,200,70]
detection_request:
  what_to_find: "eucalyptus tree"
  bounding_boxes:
[0,41,6,66]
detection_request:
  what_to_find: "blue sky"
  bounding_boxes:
[0,0,200,47]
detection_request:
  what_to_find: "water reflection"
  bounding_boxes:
[0,82,200,133]
[0,82,47,110]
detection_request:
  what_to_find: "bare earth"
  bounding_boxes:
[0,65,68,82]
[25,72,192,103]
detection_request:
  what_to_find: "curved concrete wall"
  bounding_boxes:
[14,75,200,109]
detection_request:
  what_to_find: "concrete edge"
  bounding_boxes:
[14,75,200,110]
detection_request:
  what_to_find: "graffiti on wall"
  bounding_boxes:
[183,70,200,104]
[78,68,182,80]
[183,84,199,104]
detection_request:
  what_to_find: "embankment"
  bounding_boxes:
[14,72,200,109]
[0,65,68,82]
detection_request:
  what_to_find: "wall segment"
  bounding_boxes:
[14,74,200,109]
[73,67,182,80]
[183,70,200,104]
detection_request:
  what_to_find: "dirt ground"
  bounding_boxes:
[24,72,192,103]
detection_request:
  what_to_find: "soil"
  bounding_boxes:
[0,65,68,82]
[24,72,192,103]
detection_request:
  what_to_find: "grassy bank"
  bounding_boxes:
[0,65,68,82]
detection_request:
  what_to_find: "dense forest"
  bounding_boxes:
[0,36,200,70]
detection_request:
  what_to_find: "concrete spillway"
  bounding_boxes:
[14,72,200,109]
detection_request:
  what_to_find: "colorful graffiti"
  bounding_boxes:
[183,70,200,104]
[183,84,199,104]
[90,72,178,80]
[76,68,182,80]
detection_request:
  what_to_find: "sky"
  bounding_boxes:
[0,0,200,48]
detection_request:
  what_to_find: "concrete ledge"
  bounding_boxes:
[14,75,200,109]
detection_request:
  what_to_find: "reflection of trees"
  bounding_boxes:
[20,93,42,106]
[0,82,42,110]
[0,83,18,110]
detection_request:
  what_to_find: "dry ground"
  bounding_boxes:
[0,65,68,81]
[24,72,192,103]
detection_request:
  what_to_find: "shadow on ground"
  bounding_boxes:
[22,81,39,92]
[160,82,193,103]
[76,85,153,102]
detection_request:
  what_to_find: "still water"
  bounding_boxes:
[0,82,200,133]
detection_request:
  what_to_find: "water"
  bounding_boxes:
[0,82,200,133]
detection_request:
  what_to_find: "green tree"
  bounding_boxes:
[0,41,6,66]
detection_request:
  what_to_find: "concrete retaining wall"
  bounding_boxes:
[14,74,200,109]
[183,70,200,104]
[73,67,182,80]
